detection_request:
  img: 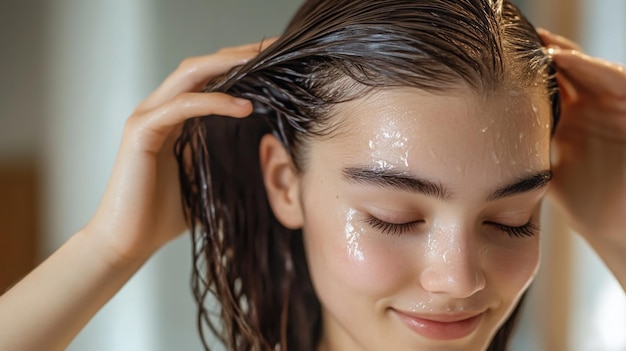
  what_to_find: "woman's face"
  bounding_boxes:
[298,86,552,351]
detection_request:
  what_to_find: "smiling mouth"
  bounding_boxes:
[391,309,485,340]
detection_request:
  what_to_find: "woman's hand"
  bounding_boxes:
[0,40,274,351]
[538,29,626,287]
[86,40,275,264]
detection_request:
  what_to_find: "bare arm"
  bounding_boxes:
[0,40,277,350]
[0,230,149,351]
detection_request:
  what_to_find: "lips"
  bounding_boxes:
[391,309,485,340]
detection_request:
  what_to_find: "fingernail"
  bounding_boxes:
[233,97,251,106]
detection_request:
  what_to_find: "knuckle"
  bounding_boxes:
[167,95,186,111]
[123,114,142,135]
[132,105,145,115]
[133,100,150,115]
[176,57,200,74]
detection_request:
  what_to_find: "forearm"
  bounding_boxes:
[0,230,150,351]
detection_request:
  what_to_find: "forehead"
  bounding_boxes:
[312,87,551,187]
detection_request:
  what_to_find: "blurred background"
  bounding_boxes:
[0,0,624,350]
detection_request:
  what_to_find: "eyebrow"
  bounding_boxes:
[342,167,451,200]
[341,167,552,201]
[486,170,553,201]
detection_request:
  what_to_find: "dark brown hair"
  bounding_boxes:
[175,1,560,350]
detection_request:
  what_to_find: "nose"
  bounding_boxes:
[419,238,486,298]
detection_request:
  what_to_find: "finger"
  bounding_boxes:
[222,36,279,54]
[137,52,254,112]
[128,93,252,154]
[138,38,279,112]
[536,28,583,51]
[554,71,578,104]
[551,48,626,98]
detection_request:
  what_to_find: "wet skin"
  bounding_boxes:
[294,86,552,351]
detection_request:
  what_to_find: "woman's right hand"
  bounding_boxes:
[86,40,274,265]
[0,40,273,351]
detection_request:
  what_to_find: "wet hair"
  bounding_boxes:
[175,0,560,350]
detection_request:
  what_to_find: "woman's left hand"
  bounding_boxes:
[538,29,626,288]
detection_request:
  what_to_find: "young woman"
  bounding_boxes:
[1,0,624,350]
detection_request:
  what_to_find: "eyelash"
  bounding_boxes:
[489,221,539,238]
[364,216,539,238]
[364,215,422,236]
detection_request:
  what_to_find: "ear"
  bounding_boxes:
[259,134,304,229]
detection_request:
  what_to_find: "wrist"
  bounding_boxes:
[77,225,157,271]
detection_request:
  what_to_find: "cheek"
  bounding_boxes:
[302,194,412,302]
[484,237,540,302]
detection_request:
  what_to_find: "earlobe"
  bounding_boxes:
[259,134,304,229]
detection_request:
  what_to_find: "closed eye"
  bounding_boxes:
[364,215,423,236]
[487,221,539,238]
[364,214,539,238]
